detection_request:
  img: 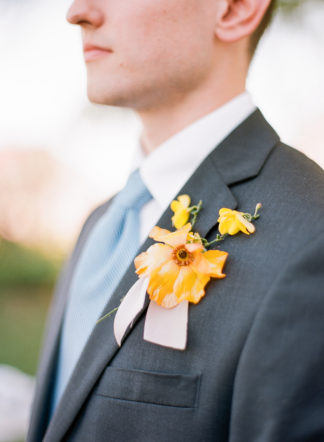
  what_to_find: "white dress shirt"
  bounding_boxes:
[134,91,256,242]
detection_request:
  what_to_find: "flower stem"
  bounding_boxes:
[190,200,202,228]
[202,233,228,248]
[253,202,262,219]
[96,307,118,324]
[243,203,263,222]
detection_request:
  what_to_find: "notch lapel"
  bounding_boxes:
[44,110,279,441]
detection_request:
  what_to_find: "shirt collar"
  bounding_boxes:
[135,91,256,210]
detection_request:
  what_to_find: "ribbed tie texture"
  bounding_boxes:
[52,169,152,412]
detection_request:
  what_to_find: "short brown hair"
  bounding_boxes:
[249,0,276,56]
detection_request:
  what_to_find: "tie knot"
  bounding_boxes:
[115,169,152,209]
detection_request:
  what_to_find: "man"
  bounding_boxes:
[28,0,324,441]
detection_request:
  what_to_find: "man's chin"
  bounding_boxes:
[86,81,152,110]
[86,86,127,107]
[87,88,111,105]
[87,94,108,105]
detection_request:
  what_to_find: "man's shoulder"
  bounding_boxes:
[233,139,324,252]
[260,140,324,212]
[271,141,324,186]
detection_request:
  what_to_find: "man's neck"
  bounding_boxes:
[138,81,246,155]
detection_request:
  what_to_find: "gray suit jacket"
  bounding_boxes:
[28,110,324,442]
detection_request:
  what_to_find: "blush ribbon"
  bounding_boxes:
[114,277,189,350]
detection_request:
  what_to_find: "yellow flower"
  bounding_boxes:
[134,223,228,309]
[218,208,255,235]
[170,194,191,229]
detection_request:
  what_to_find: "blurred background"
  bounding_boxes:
[0,0,323,440]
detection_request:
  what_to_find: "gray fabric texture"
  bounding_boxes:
[27,110,324,442]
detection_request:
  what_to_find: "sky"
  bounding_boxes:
[0,0,324,203]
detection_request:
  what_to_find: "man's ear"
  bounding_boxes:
[215,0,272,43]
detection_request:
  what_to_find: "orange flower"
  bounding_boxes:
[134,223,228,309]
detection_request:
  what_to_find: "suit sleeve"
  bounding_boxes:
[229,230,324,442]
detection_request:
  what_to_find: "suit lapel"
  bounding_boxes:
[44,109,279,441]
[27,201,112,442]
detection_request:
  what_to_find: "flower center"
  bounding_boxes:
[173,245,193,266]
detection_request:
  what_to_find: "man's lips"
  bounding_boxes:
[83,44,113,62]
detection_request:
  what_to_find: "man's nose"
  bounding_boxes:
[66,0,103,27]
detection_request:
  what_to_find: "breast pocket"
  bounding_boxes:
[95,366,201,408]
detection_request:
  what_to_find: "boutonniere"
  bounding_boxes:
[98,196,262,350]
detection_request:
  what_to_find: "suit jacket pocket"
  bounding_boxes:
[94,366,201,408]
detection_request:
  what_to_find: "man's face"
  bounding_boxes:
[67,0,220,110]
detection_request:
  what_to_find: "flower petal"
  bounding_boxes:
[185,242,204,253]
[170,195,191,229]
[134,243,172,277]
[218,208,232,217]
[174,266,210,304]
[191,250,228,278]
[170,200,181,213]
[150,223,192,247]
[159,292,179,309]
[188,272,210,304]
[236,213,255,234]
[227,219,240,235]
[177,194,191,208]
[172,209,190,230]
[218,208,255,236]
[149,226,172,242]
[147,260,180,308]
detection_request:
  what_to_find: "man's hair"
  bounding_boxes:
[249,0,276,57]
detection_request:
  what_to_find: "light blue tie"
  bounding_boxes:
[52,169,152,412]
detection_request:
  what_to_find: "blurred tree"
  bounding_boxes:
[276,0,321,11]
[0,238,60,288]
[277,0,303,6]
